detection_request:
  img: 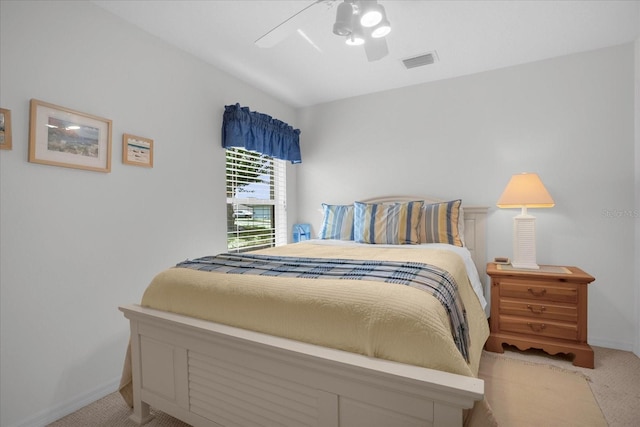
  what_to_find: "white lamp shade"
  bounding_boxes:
[497,173,555,209]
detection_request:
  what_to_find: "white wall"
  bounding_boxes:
[635,33,640,357]
[297,44,637,352]
[0,1,298,426]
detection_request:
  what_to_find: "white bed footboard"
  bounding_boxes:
[121,304,483,427]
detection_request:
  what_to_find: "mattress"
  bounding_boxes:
[140,240,490,378]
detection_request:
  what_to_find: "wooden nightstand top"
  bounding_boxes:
[486,263,595,284]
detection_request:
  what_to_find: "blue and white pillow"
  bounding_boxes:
[419,199,464,247]
[353,201,423,244]
[318,204,354,240]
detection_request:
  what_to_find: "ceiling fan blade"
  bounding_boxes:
[255,0,334,48]
[364,36,388,61]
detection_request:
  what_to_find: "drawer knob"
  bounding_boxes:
[527,322,546,332]
[527,287,547,297]
[527,304,546,314]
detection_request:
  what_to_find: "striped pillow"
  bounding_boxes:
[318,204,354,240]
[419,200,464,247]
[354,201,423,244]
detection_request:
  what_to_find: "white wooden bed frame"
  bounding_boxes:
[120,197,488,427]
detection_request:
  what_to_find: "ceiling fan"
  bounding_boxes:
[255,0,392,62]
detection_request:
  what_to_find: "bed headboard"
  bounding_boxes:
[359,196,489,286]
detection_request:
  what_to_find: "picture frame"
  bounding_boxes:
[0,108,12,150]
[29,99,112,172]
[122,133,153,168]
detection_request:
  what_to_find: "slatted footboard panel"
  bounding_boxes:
[188,351,320,426]
[123,305,483,427]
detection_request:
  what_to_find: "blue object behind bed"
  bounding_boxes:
[292,223,311,242]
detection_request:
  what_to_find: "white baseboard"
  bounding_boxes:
[589,337,635,352]
[9,377,120,427]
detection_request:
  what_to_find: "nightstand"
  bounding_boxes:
[484,262,596,368]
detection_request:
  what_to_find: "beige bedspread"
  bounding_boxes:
[120,241,491,421]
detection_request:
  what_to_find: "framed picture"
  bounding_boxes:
[122,133,153,168]
[29,99,112,172]
[0,108,12,150]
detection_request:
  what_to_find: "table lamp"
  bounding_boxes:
[497,173,555,269]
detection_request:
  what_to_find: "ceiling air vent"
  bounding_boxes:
[402,51,438,70]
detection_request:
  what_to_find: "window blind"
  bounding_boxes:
[226,147,286,252]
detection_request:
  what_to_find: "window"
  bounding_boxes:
[226,147,286,252]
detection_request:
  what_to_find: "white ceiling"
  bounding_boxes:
[92,0,639,108]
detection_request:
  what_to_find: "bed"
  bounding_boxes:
[119,196,492,427]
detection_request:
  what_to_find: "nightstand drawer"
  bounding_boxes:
[500,315,578,341]
[499,298,577,322]
[500,280,578,303]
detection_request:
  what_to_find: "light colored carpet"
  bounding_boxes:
[48,346,640,426]
[47,394,188,427]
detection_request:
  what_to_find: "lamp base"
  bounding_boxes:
[512,213,539,269]
[510,261,540,270]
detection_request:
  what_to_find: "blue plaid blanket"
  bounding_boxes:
[176,253,470,362]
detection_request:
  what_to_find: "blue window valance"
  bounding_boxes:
[222,103,302,164]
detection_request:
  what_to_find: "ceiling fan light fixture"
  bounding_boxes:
[333,22,351,36]
[346,10,365,46]
[333,1,354,36]
[359,1,383,27]
[345,31,365,46]
[371,17,391,38]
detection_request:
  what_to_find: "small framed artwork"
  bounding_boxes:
[122,133,153,168]
[0,108,12,150]
[29,99,112,172]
